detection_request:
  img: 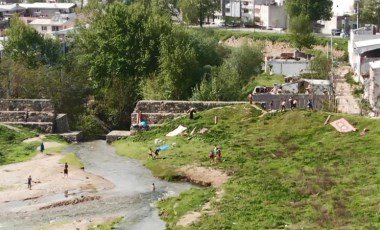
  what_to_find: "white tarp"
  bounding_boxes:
[166,125,187,137]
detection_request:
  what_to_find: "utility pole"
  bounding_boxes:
[356,0,360,29]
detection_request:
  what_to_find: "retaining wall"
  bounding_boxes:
[131,100,245,126]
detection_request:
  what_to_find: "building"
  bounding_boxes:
[28,13,74,36]
[217,0,287,29]
[348,27,380,82]
[368,61,380,111]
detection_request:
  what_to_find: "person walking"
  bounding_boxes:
[152,183,156,192]
[63,162,68,177]
[27,175,32,190]
[40,142,45,153]
[209,150,215,163]
[148,148,155,159]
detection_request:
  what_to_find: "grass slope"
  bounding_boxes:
[0,126,40,165]
[115,104,380,229]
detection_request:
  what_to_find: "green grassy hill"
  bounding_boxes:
[115,104,380,229]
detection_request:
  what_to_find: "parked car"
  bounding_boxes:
[266,25,273,30]
[331,29,341,36]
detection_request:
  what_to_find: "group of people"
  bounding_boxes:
[279,98,313,112]
[209,145,222,163]
[27,162,68,190]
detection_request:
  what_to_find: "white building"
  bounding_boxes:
[28,14,74,36]
[348,27,380,82]
[217,0,287,28]
[368,61,380,110]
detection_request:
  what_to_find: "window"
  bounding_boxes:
[226,8,230,13]
[41,26,47,31]
[52,26,59,31]
[243,9,249,13]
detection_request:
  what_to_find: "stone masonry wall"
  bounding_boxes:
[131,100,246,125]
[0,99,56,133]
[0,99,54,111]
[55,114,70,133]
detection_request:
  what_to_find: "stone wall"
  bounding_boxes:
[55,114,70,133]
[0,99,54,111]
[0,99,63,133]
[131,100,245,126]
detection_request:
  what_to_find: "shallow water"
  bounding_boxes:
[0,140,191,229]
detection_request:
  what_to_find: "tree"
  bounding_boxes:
[179,0,219,27]
[309,53,331,79]
[288,15,316,50]
[75,1,173,127]
[286,0,333,22]
[191,62,241,101]
[4,16,61,67]
[359,0,380,26]
[225,43,264,83]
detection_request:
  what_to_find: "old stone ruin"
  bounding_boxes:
[0,99,81,142]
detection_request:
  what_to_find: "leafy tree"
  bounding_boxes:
[286,0,333,22]
[191,62,241,101]
[309,53,331,79]
[75,1,173,127]
[359,0,380,26]
[4,16,61,67]
[288,15,316,50]
[225,43,264,83]
[179,0,219,27]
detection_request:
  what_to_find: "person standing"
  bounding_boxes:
[248,93,253,104]
[148,148,154,159]
[64,162,68,177]
[281,99,286,112]
[209,150,215,163]
[292,99,297,109]
[307,99,313,110]
[269,100,274,111]
[152,183,156,192]
[40,142,45,153]
[25,110,29,123]
[136,109,142,125]
[288,97,293,109]
[187,107,196,119]
[27,175,32,190]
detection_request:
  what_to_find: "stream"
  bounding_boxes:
[0,140,192,229]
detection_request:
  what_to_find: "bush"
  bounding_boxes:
[76,114,107,138]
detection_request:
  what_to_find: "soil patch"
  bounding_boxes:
[177,166,229,187]
[176,166,230,227]
[0,154,113,204]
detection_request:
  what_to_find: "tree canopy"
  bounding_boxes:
[359,0,380,26]
[286,0,333,21]
[178,0,219,26]
[288,15,316,50]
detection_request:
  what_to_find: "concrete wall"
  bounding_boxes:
[252,94,329,110]
[267,59,310,76]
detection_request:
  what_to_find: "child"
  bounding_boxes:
[216,148,222,161]
[149,148,154,159]
[209,151,215,163]
[154,148,161,158]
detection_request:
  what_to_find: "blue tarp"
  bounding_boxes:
[159,144,171,150]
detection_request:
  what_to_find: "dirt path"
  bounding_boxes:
[176,166,230,227]
[334,66,361,115]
